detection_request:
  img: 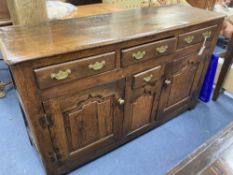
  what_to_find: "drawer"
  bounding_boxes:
[122,37,177,67]
[133,65,164,89]
[177,25,217,49]
[34,52,116,89]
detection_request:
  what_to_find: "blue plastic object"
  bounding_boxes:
[199,53,219,103]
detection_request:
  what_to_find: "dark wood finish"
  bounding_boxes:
[43,80,124,163]
[64,3,125,19]
[0,5,224,65]
[122,37,176,67]
[132,66,164,89]
[177,25,217,49]
[213,37,233,101]
[0,5,224,175]
[34,52,116,89]
[167,122,233,175]
[158,53,208,121]
[123,65,164,137]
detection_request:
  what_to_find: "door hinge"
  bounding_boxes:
[39,114,53,128]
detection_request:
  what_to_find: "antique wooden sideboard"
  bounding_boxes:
[0,5,224,175]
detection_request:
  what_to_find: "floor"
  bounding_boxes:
[1,61,233,175]
[168,122,233,175]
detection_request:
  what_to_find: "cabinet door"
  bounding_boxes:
[158,54,206,121]
[43,81,124,163]
[123,65,165,137]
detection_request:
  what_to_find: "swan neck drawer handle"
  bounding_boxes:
[202,31,212,39]
[132,51,146,60]
[156,45,168,54]
[50,69,71,80]
[143,74,153,82]
[89,61,106,71]
[184,35,194,44]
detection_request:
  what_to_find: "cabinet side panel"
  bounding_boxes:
[10,63,58,175]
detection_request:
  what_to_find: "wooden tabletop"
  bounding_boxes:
[0,4,123,27]
[65,3,126,19]
[0,5,225,65]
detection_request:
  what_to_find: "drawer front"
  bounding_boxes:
[177,25,217,49]
[122,37,177,67]
[34,52,116,89]
[133,65,164,89]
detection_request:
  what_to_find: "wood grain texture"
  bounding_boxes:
[0,5,224,65]
[157,53,207,120]
[1,6,224,175]
[43,80,124,164]
[122,37,177,67]
[64,3,125,19]
[34,52,116,89]
[177,25,217,49]
[123,65,164,137]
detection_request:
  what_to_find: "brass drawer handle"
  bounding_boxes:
[156,45,168,54]
[184,35,194,44]
[143,74,153,82]
[132,51,146,60]
[88,61,106,71]
[50,69,71,80]
[202,31,212,39]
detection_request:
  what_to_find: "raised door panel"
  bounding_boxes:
[43,81,124,162]
[166,61,196,107]
[158,54,206,120]
[130,95,154,132]
[124,65,165,137]
[66,99,113,152]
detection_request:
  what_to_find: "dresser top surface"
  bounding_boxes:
[0,5,224,65]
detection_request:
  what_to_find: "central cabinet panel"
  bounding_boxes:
[123,65,165,137]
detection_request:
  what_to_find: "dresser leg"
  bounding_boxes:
[188,99,198,111]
